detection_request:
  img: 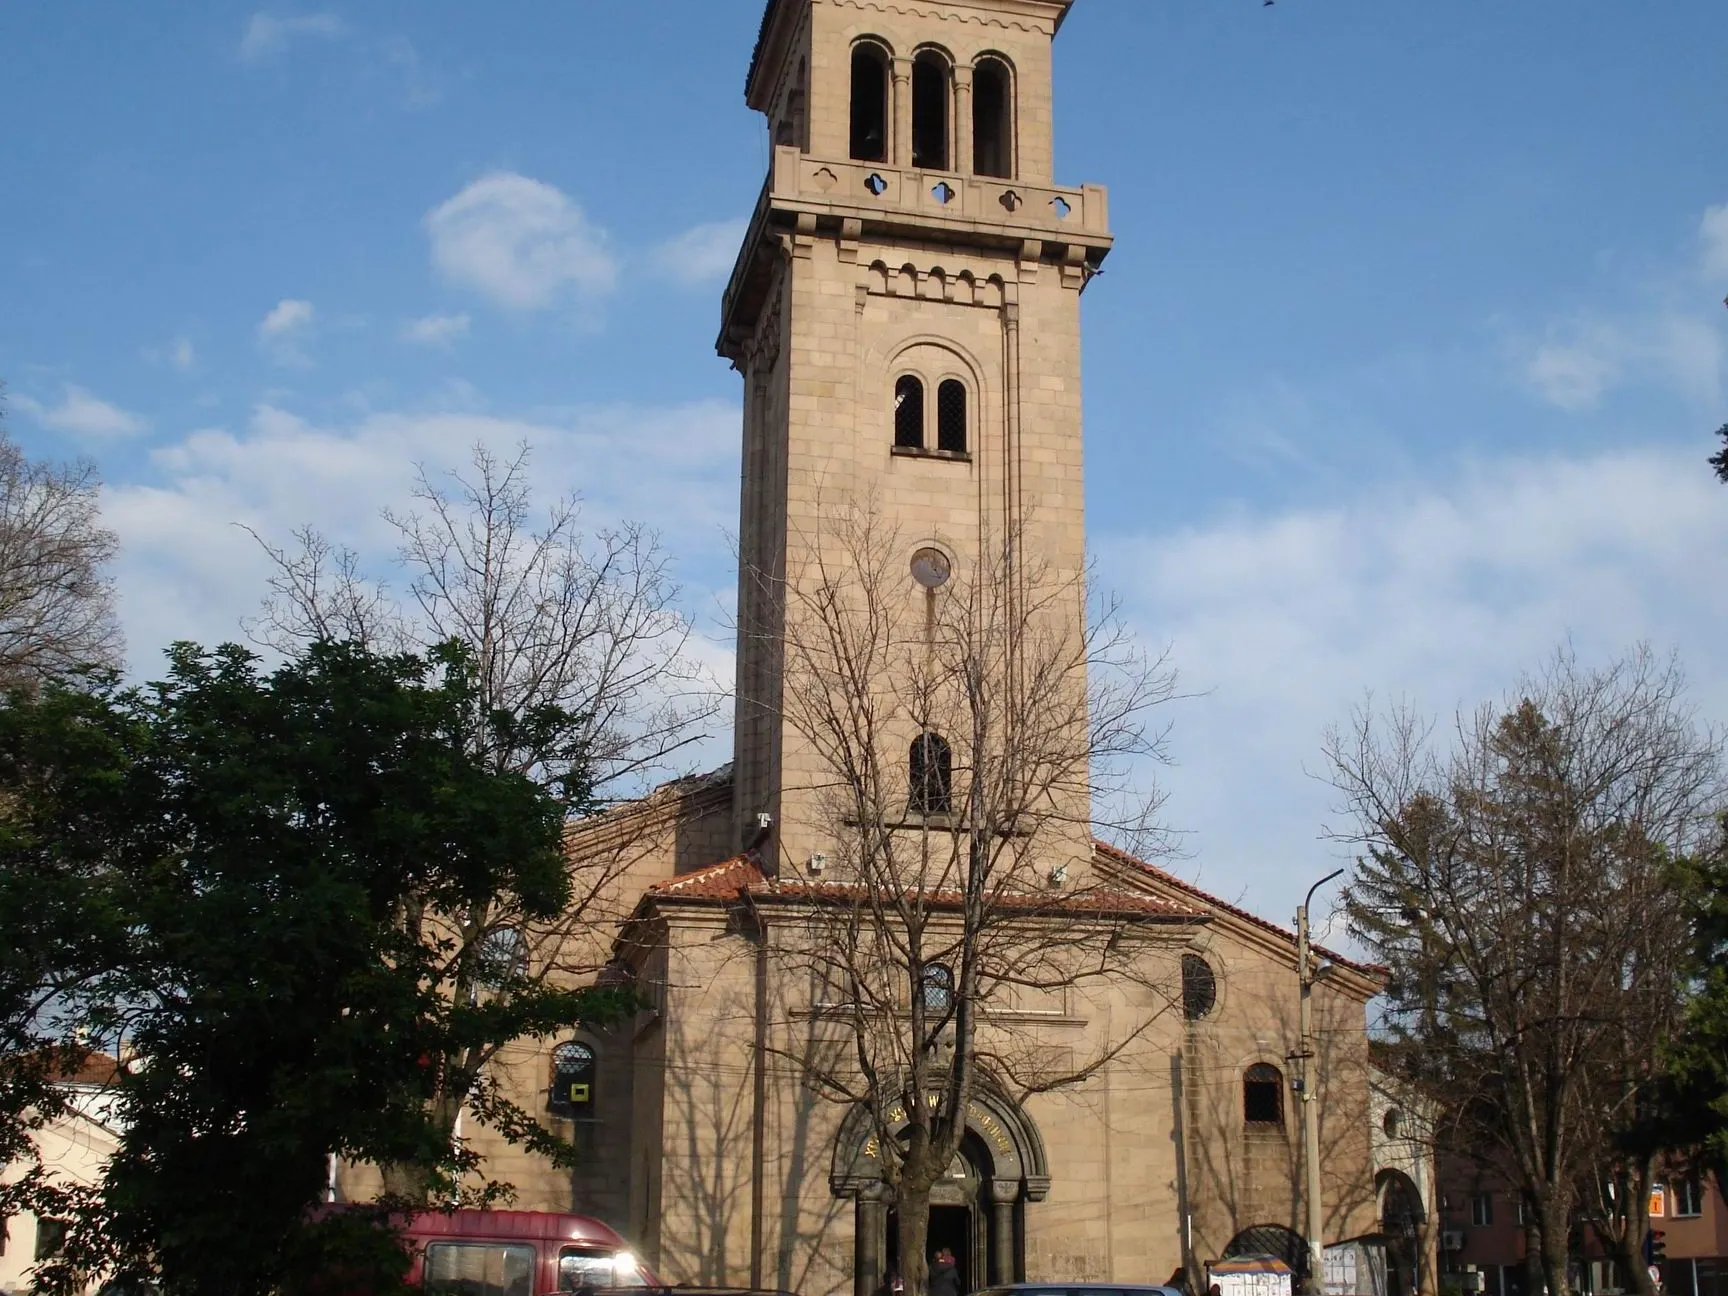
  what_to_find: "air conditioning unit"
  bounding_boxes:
[1442,1231,1465,1252]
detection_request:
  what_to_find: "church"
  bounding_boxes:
[393,4,1436,1294]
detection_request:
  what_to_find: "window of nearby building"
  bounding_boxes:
[936,379,968,453]
[909,732,953,815]
[895,375,925,449]
[1673,1176,1703,1218]
[1471,1192,1494,1228]
[1181,954,1216,1020]
[1382,1108,1403,1139]
[850,43,890,163]
[34,1219,65,1263]
[424,1241,535,1296]
[1516,1196,1528,1226]
[549,1039,596,1117]
[1243,1063,1284,1127]
[921,964,955,1013]
[911,51,951,170]
[972,57,1014,178]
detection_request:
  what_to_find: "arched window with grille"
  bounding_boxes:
[920,964,954,1013]
[908,732,952,815]
[936,379,967,453]
[1244,1062,1285,1127]
[972,57,1014,177]
[912,51,951,170]
[850,43,890,162]
[1181,954,1217,1020]
[895,375,925,449]
[549,1040,596,1117]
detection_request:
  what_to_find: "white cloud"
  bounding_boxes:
[239,12,346,63]
[1701,203,1728,281]
[654,219,748,285]
[400,312,471,347]
[425,173,617,312]
[258,298,316,365]
[170,337,196,372]
[1102,445,1728,924]
[12,384,148,438]
[1520,311,1723,412]
[1525,335,1619,411]
[104,395,739,688]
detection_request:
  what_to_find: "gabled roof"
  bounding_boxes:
[639,853,1202,923]
[1092,840,1387,984]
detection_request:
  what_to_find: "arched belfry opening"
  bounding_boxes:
[831,1089,1049,1296]
[911,50,951,170]
[972,57,1013,177]
[851,42,890,162]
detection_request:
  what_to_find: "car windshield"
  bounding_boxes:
[559,1247,649,1290]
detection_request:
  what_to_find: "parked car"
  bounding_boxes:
[397,1209,655,1294]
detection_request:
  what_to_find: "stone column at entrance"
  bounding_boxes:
[856,1190,889,1296]
[989,1181,1018,1285]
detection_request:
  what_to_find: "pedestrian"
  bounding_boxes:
[1208,1284,1224,1296]
[928,1248,962,1296]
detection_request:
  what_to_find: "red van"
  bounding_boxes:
[397,1210,658,1295]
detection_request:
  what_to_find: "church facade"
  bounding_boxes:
[387,4,1423,1294]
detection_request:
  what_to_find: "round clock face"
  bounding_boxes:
[910,547,952,590]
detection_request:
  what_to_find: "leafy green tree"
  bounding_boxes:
[3,640,631,1295]
[1326,646,1722,1296]
[1710,422,1728,484]
[0,674,132,1286]
[1668,834,1728,1187]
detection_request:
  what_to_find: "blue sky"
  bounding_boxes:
[4,1,1727,934]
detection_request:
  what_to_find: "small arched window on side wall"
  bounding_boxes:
[895,375,925,449]
[1244,1063,1285,1127]
[920,964,954,1013]
[850,43,890,162]
[549,1040,596,1118]
[911,51,951,171]
[909,732,953,815]
[973,57,1013,178]
[936,379,967,453]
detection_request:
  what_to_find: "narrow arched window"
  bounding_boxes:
[920,964,954,1013]
[850,44,889,163]
[549,1040,596,1117]
[909,732,952,815]
[912,51,951,171]
[894,375,925,449]
[936,379,967,453]
[973,58,1013,177]
[1244,1063,1285,1127]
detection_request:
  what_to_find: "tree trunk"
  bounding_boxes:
[1539,1204,1571,1296]
[897,1186,930,1296]
[1523,1209,1547,1296]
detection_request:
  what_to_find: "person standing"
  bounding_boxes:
[928,1249,961,1296]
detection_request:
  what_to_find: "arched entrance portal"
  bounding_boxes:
[832,1091,1050,1296]
[1378,1170,1426,1296]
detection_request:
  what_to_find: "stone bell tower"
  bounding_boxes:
[720,0,1113,873]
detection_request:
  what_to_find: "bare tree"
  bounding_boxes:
[748,501,1191,1295]
[247,442,722,1199]
[0,391,122,689]
[1325,646,1722,1296]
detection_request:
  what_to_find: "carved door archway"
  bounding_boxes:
[832,1089,1049,1296]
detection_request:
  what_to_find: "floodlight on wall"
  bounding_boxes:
[807,853,828,876]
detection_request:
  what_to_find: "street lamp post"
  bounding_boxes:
[1296,868,1344,1296]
